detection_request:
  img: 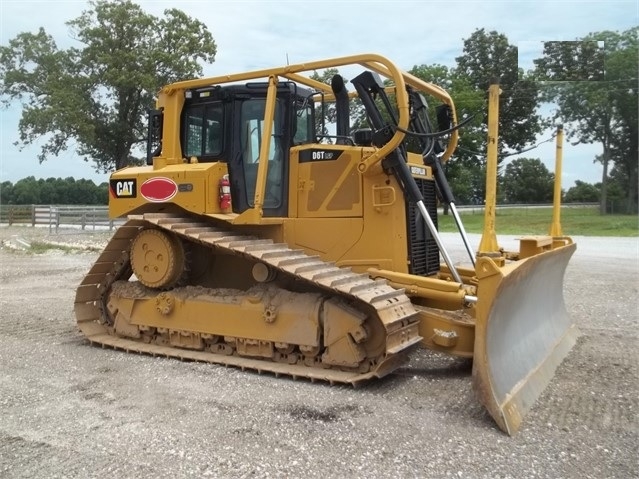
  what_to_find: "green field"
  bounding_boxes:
[437,206,639,237]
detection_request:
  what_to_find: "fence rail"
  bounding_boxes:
[0,205,125,232]
[448,202,599,214]
[0,205,33,225]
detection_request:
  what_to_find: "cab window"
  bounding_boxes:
[184,103,224,159]
[294,101,314,145]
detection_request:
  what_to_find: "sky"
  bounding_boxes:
[0,0,637,189]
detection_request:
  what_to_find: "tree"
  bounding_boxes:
[11,177,41,204]
[601,177,628,214]
[408,63,486,205]
[409,30,544,205]
[608,161,637,213]
[36,178,57,204]
[500,158,554,203]
[96,182,109,204]
[534,27,638,214]
[564,180,600,203]
[455,29,542,155]
[1,176,108,204]
[0,181,14,205]
[0,0,216,173]
[606,30,639,214]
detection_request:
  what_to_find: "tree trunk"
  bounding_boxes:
[599,121,613,215]
[627,168,638,214]
[115,144,133,171]
[600,146,609,215]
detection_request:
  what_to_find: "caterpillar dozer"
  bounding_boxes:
[75,54,577,435]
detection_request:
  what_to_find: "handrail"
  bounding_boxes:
[159,53,459,172]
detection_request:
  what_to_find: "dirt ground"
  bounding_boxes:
[0,225,637,479]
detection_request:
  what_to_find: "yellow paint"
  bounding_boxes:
[550,126,564,237]
[478,82,501,255]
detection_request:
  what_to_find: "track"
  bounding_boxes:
[74,213,421,384]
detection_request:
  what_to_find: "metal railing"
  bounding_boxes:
[0,205,125,232]
[441,202,599,215]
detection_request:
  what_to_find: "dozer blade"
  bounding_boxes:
[472,241,577,435]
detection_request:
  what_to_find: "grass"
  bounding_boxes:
[437,206,639,237]
[28,241,79,254]
[24,241,101,254]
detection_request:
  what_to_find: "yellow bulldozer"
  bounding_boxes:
[75,54,577,435]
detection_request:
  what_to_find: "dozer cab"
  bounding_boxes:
[75,54,577,435]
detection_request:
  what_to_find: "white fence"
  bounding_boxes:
[32,205,125,233]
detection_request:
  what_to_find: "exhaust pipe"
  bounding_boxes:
[331,74,350,145]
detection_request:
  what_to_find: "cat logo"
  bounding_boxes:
[110,179,137,198]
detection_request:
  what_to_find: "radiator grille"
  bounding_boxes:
[406,177,440,276]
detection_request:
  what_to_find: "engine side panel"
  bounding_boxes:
[109,163,230,218]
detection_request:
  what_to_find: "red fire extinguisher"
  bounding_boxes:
[219,174,231,211]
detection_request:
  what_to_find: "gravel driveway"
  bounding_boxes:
[0,226,637,478]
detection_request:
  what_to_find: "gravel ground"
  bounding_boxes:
[0,225,637,479]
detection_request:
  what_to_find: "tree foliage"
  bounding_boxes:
[564,180,600,203]
[500,158,554,204]
[0,0,217,173]
[455,29,542,154]
[1,177,108,205]
[534,27,638,214]
[410,30,543,205]
[408,64,485,204]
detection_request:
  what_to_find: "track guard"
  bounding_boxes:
[472,241,578,435]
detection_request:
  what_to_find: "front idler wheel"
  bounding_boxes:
[130,228,187,289]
